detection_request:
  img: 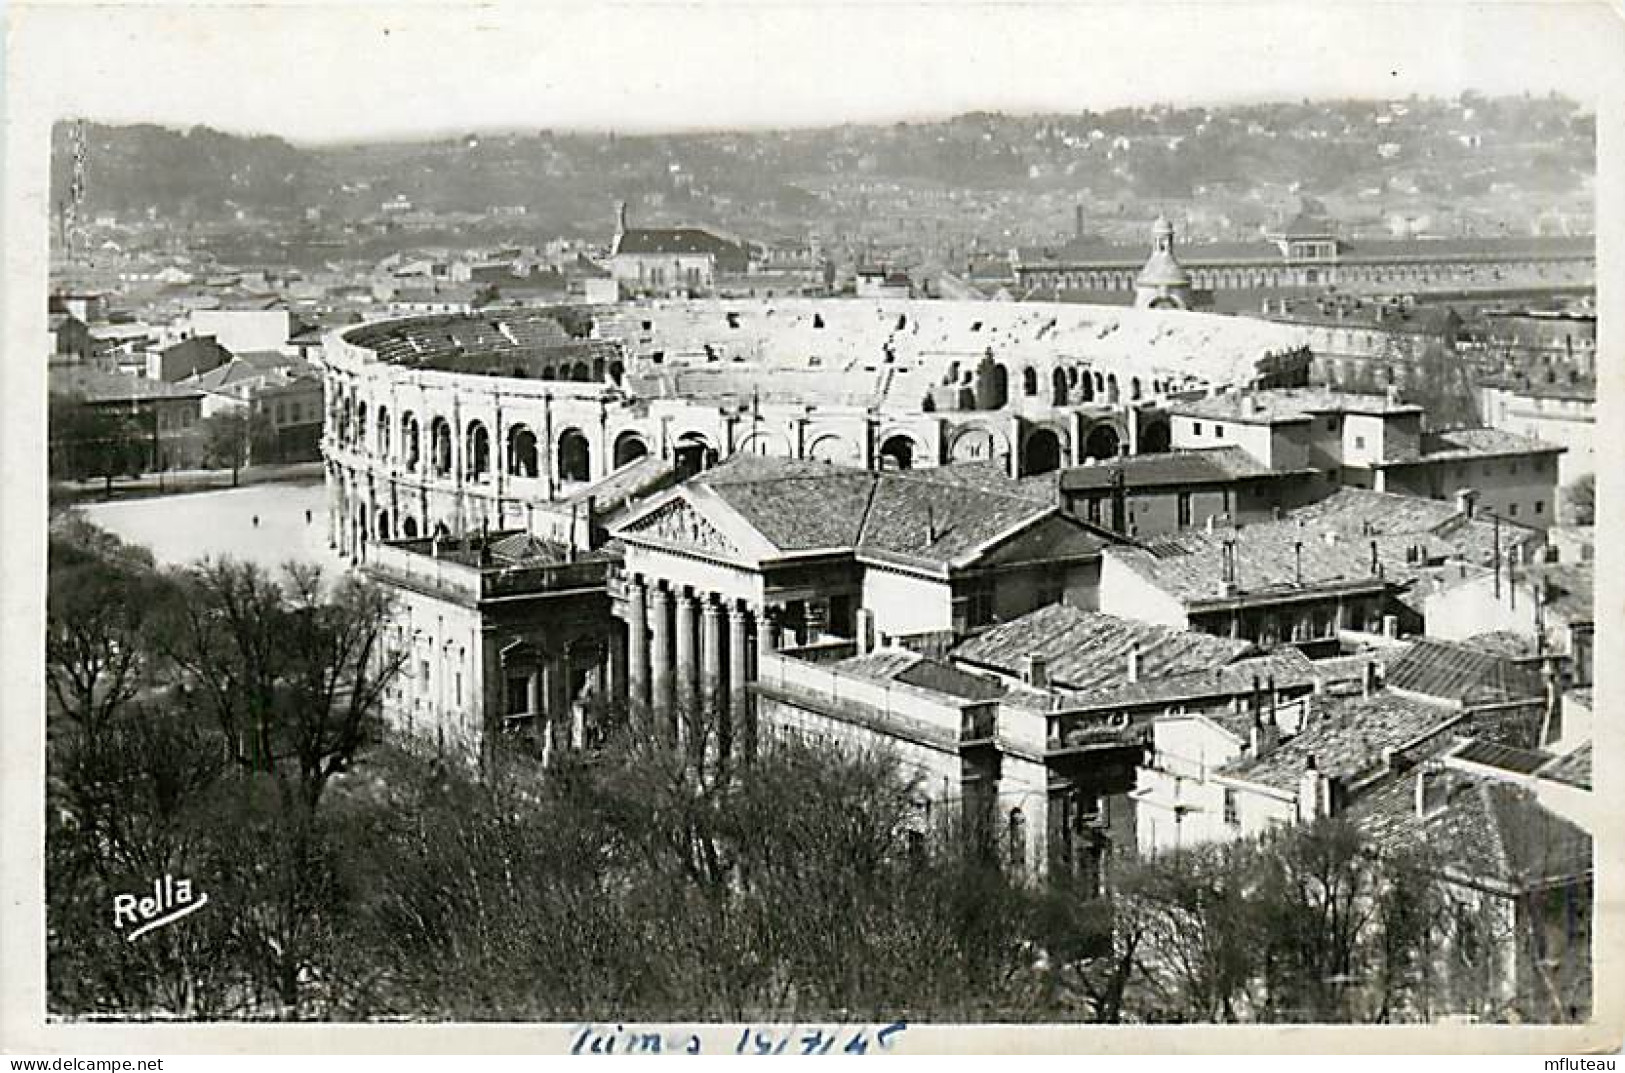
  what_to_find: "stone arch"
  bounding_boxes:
[429,416,453,476]
[738,430,791,457]
[948,423,1009,465]
[465,420,491,481]
[356,400,368,447]
[1051,367,1069,405]
[507,424,539,478]
[376,508,392,541]
[571,361,592,382]
[877,433,919,471]
[1130,376,1143,401]
[608,359,626,386]
[1083,422,1122,461]
[376,405,391,457]
[402,412,421,471]
[1021,366,1039,397]
[1077,372,1096,403]
[1105,374,1120,405]
[557,427,592,483]
[1022,427,1064,476]
[402,516,419,539]
[612,430,650,469]
[674,430,718,479]
[1138,418,1172,454]
[540,365,557,381]
[808,433,859,465]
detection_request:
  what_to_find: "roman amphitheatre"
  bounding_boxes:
[320,298,1313,556]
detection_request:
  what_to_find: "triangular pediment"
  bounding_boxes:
[621,496,744,559]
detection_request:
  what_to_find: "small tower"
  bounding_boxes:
[1134,215,1193,310]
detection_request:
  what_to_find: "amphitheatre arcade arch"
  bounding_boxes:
[738,430,792,458]
[508,424,540,478]
[1022,428,1064,476]
[807,433,861,466]
[465,421,492,481]
[612,431,650,469]
[557,428,592,484]
[948,423,1009,466]
[1083,423,1122,461]
[877,433,920,471]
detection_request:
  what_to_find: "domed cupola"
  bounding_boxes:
[1135,215,1193,310]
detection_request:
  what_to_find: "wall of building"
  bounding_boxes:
[1479,385,1595,490]
[1377,455,1560,528]
[380,584,487,760]
[1096,551,1190,630]
[862,565,955,638]
[189,310,293,356]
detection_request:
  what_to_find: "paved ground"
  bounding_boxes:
[79,480,345,575]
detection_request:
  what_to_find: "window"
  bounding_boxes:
[1535,500,1545,515]
[1326,417,1337,432]
[506,676,529,715]
[1223,788,1240,827]
[1509,503,1519,518]
[1215,425,1225,439]
[1510,461,1519,475]
[1086,496,1102,524]
[418,659,430,694]
[1192,421,1203,437]
[1355,435,1366,450]
[1177,492,1193,528]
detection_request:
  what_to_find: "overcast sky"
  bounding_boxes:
[11,1,1623,143]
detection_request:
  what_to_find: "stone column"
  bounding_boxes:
[649,586,674,737]
[608,622,628,712]
[701,598,724,757]
[728,605,749,763]
[674,591,698,748]
[626,575,648,720]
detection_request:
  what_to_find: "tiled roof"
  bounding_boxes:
[1457,631,1544,658]
[1397,427,1564,463]
[689,457,1085,569]
[615,228,744,257]
[1057,647,1319,713]
[835,648,1008,702]
[1109,518,1386,604]
[1346,771,1591,890]
[700,471,875,552]
[1518,563,1594,624]
[1539,743,1592,791]
[1286,488,1542,567]
[952,603,1255,693]
[1059,446,1280,491]
[1385,638,1544,706]
[1218,690,1457,793]
[1450,737,1551,775]
[1171,387,1421,423]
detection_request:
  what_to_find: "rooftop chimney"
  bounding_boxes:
[1126,643,1141,684]
[1250,710,1280,757]
[615,200,629,235]
[925,504,938,545]
[1369,538,1381,576]
[1455,488,1478,519]
[1414,763,1451,820]
[1363,659,1380,696]
[1024,653,1050,689]
[1297,754,1332,822]
[1221,538,1238,594]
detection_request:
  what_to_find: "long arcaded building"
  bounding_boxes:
[319,298,1314,560]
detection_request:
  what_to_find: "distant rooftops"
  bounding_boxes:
[1170,386,1423,424]
[1058,446,1282,492]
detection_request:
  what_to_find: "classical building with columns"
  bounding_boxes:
[607,454,1117,764]
[359,528,621,765]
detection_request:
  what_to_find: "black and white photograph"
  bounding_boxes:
[2,0,1620,1058]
